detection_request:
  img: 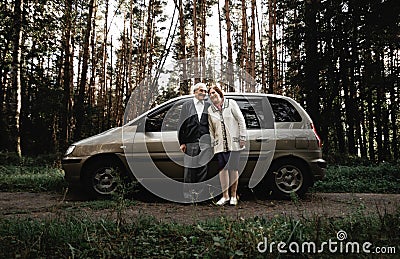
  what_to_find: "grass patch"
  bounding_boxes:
[1,163,399,194]
[0,208,398,257]
[0,165,66,192]
[312,163,400,193]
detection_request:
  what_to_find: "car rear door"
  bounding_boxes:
[228,95,275,188]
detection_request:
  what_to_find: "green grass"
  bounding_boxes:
[0,208,398,258]
[1,163,400,194]
[312,163,400,193]
[0,165,66,192]
[0,161,399,257]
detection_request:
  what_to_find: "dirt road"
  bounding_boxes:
[1,191,399,224]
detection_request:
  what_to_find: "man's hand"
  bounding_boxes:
[180,144,186,153]
[239,140,245,148]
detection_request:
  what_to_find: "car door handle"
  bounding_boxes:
[256,137,269,142]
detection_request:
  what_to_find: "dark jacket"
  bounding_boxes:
[178,98,210,145]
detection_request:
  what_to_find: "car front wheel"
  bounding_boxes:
[84,159,126,198]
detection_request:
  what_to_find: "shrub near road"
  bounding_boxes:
[312,164,400,194]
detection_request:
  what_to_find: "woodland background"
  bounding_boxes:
[0,0,399,164]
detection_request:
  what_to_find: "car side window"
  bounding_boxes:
[235,99,263,129]
[145,102,184,132]
[268,97,302,122]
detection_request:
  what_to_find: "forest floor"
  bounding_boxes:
[1,190,399,224]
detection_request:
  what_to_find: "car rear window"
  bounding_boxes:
[268,97,302,122]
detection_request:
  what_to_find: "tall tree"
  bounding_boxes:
[75,0,95,141]
[304,0,321,134]
[10,0,24,156]
[60,0,74,151]
[224,0,234,91]
[178,0,188,94]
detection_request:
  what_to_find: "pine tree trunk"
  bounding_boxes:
[178,0,188,94]
[11,0,24,157]
[267,0,274,94]
[201,0,206,79]
[225,0,234,91]
[61,0,73,151]
[390,47,398,160]
[272,0,278,92]
[256,1,266,93]
[0,44,7,149]
[193,0,199,83]
[89,0,97,126]
[249,0,256,92]
[217,0,223,74]
[304,0,321,134]
[75,0,94,141]
[240,0,247,92]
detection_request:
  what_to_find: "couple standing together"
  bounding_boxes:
[178,83,246,206]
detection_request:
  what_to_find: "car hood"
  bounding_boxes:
[71,125,137,157]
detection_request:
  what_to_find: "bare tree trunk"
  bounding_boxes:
[272,0,278,92]
[178,0,188,94]
[61,0,73,151]
[225,0,234,91]
[75,0,94,140]
[127,0,133,100]
[249,0,256,92]
[108,35,113,129]
[11,0,24,157]
[200,0,206,80]
[101,0,109,131]
[390,47,398,160]
[267,0,274,93]
[304,0,321,134]
[217,0,223,74]
[256,0,266,93]
[89,0,97,126]
[240,0,248,92]
[0,41,9,150]
[193,0,199,83]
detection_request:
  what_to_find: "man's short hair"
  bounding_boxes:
[192,82,207,93]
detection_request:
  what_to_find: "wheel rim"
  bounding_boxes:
[273,165,303,194]
[92,167,120,195]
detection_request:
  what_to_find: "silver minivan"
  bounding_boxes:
[62,93,326,199]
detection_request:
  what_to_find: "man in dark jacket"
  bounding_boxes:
[178,82,211,201]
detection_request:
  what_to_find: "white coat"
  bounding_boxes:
[208,98,247,154]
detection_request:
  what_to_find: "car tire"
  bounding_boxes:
[84,158,128,199]
[266,159,310,199]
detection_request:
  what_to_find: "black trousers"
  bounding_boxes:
[183,142,208,200]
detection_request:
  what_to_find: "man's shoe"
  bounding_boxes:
[230,196,238,206]
[216,197,230,206]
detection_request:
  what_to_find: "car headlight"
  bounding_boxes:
[65,145,76,156]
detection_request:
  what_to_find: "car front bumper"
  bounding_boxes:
[61,157,85,187]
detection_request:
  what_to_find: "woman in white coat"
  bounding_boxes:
[208,85,246,206]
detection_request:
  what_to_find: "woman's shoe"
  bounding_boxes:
[216,197,230,206]
[230,196,238,206]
